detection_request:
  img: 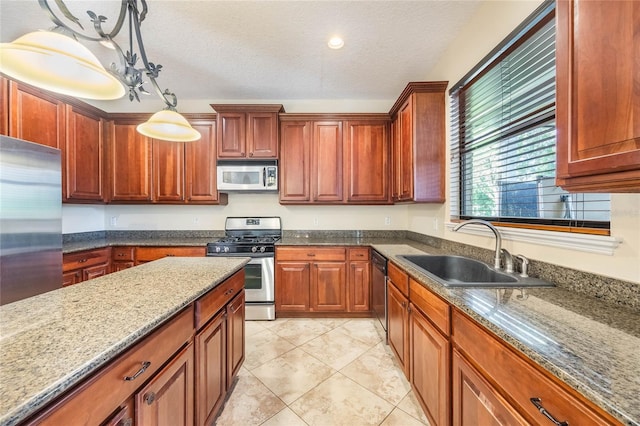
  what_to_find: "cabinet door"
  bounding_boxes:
[8,81,64,149]
[0,76,8,136]
[344,121,390,202]
[279,121,311,202]
[312,121,343,202]
[390,116,399,200]
[195,310,226,426]
[226,290,245,387]
[110,123,152,201]
[64,105,105,202]
[556,0,640,192]
[137,343,194,426]
[310,261,347,311]
[63,270,81,287]
[83,263,109,281]
[348,261,370,312]
[397,99,414,201]
[186,121,221,203]
[217,112,246,158]
[452,350,528,426]
[411,305,450,426]
[247,112,278,158]
[387,281,409,377]
[275,261,310,312]
[153,139,185,202]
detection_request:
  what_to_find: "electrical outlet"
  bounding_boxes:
[433,218,439,230]
[110,216,117,226]
[384,216,391,225]
[193,216,199,224]
[313,217,319,226]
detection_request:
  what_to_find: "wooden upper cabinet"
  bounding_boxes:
[64,104,105,202]
[8,80,64,149]
[153,139,185,202]
[109,121,153,202]
[345,120,390,203]
[279,120,311,202]
[186,120,226,204]
[389,82,447,203]
[211,104,284,159]
[312,121,343,202]
[279,114,391,205]
[556,0,640,192]
[0,76,8,136]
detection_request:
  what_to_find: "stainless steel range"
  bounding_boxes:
[206,217,281,320]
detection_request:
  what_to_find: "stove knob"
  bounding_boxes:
[215,246,221,253]
[259,246,266,253]
[251,246,258,253]
[223,246,230,253]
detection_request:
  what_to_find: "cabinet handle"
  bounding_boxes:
[124,361,151,381]
[79,258,88,263]
[530,398,569,426]
[249,152,253,157]
[166,254,175,257]
[307,253,316,257]
[144,392,156,405]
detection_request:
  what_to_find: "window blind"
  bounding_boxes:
[450,2,610,232]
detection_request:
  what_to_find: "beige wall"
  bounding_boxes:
[416,0,640,284]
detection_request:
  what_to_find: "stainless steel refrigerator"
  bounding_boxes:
[0,135,62,305]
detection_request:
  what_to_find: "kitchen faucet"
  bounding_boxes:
[452,219,506,270]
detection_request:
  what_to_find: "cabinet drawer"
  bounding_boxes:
[30,306,194,425]
[112,246,135,261]
[63,247,110,272]
[276,246,346,261]
[410,278,450,336]
[452,310,618,426]
[349,247,370,261]
[388,261,409,297]
[136,246,205,262]
[195,270,244,330]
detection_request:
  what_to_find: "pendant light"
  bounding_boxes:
[0,0,200,142]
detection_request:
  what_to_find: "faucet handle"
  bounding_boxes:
[514,254,530,277]
[500,248,514,273]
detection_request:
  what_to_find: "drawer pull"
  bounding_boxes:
[144,392,156,405]
[124,361,151,381]
[307,253,316,257]
[79,258,88,263]
[530,398,569,426]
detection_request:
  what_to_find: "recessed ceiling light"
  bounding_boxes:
[328,36,344,50]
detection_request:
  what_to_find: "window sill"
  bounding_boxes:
[444,222,621,255]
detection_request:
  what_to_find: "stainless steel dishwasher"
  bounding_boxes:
[371,250,388,340]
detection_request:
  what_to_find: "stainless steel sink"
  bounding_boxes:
[397,254,555,288]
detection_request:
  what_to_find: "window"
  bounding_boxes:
[450,1,610,234]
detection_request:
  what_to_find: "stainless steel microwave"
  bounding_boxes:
[216,161,278,191]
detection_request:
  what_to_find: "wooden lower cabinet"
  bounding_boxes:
[387,280,409,378]
[135,246,205,265]
[25,272,245,426]
[62,247,110,286]
[275,246,370,315]
[112,246,136,272]
[452,349,527,426]
[136,343,194,426]
[410,303,450,426]
[195,310,226,426]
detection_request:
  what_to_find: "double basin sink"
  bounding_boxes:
[397,254,554,288]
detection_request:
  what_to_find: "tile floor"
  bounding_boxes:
[215,318,430,426]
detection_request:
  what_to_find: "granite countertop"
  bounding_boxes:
[0,256,249,426]
[63,237,216,253]
[371,244,640,426]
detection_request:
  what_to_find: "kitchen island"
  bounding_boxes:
[0,256,249,426]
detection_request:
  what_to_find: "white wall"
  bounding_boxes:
[416,0,640,284]
[62,195,409,232]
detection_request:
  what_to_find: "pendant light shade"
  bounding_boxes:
[137,110,201,142]
[0,31,125,100]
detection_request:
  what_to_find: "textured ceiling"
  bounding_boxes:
[0,1,482,111]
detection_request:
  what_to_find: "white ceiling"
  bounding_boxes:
[0,1,482,112]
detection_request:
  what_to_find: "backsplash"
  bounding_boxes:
[63,229,639,311]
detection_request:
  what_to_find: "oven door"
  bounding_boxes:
[244,257,274,303]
